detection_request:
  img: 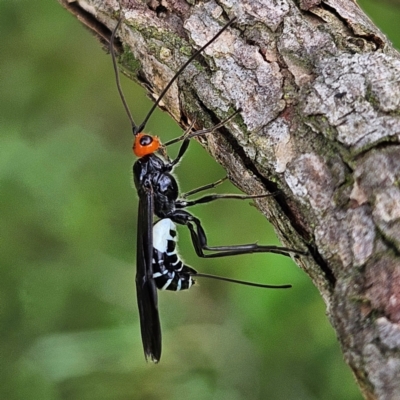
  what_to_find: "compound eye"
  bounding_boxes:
[140,135,153,147]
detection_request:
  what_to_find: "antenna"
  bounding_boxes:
[110,18,137,131]
[109,15,237,136]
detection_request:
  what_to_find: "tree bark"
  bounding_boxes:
[58,0,400,398]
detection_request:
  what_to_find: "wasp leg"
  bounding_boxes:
[170,210,307,258]
[165,138,191,168]
[176,192,276,208]
[164,109,241,147]
[181,177,228,198]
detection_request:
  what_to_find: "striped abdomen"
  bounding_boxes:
[152,218,196,291]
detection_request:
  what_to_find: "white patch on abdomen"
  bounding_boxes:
[153,218,177,253]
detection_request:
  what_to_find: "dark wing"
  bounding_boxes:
[135,186,162,362]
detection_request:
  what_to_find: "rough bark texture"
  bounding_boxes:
[58,0,400,398]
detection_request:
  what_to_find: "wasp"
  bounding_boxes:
[110,14,306,362]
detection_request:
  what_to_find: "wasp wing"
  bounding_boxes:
[135,187,162,362]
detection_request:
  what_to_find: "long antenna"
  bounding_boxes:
[136,17,236,135]
[194,273,292,289]
[110,18,137,131]
[110,15,237,136]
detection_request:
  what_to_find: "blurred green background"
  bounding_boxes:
[1,1,398,399]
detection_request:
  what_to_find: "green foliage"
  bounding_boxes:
[3,0,399,398]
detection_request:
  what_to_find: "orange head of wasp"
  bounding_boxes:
[133,133,161,157]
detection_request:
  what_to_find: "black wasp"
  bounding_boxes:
[110,14,306,363]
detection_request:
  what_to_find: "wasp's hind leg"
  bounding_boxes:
[170,210,307,259]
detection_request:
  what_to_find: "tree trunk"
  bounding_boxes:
[58,0,400,398]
